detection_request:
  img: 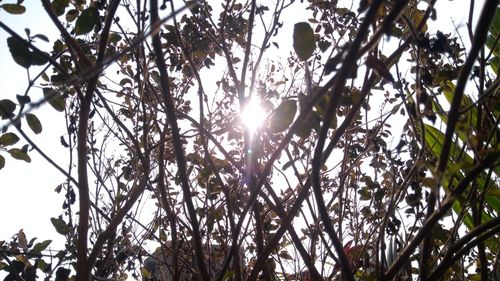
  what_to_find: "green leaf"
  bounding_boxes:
[293,22,316,61]
[65,9,79,22]
[7,37,32,68]
[8,148,31,163]
[1,4,26,14]
[109,33,122,44]
[26,113,42,134]
[358,187,371,200]
[278,250,293,260]
[33,34,50,42]
[53,40,64,53]
[38,259,50,272]
[270,99,297,133]
[489,56,499,74]
[43,88,66,112]
[55,267,71,281]
[0,155,5,170]
[31,240,52,255]
[75,7,98,35]
[51,217,70,235]
[423,124,474,169]
[0,133,20,146]
[51,0,69,16]
[31,50,49,66]
[296,111,320,138]
[16,94,31,105]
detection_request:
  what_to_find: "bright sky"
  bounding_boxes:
[0,0,486,277]
[0,2,65,247]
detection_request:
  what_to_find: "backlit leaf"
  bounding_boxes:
[1,4,26,14]
[7,37,32,68]
[109,33,122,44]
[51,217,70,235]
[43,88,66,112]
[55,267,71,281]
[293,22,316,61]
[18,229,28,250]
[75,7,98,35]
[327,111,337,129]
[270,100,297,132]
[51,0,69,16]
[31,240,52,255]
[65,9,79,22]
[16,94,31,105]
[366,55,395,83]
[26,113,42,134]
[8,148,31,163]
[33,34,49,42]
[279,250,293,260]
[0,133,20,146]
[31,50,49,66]
[296,112,320,138]
[410,9,427,33]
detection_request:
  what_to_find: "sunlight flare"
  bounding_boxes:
[240,96,267,135]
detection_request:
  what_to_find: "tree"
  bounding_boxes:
[0,0,499,280]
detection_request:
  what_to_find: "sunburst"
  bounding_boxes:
[240,96,267,135]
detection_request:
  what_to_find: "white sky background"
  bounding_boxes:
[0,0,487,275]
[0,2,66,248]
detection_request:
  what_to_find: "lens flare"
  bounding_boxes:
[240,96,266,135]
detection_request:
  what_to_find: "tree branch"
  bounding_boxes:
[150,1,210,280]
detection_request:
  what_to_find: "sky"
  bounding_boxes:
[0,0,487,277]
[0,1,67,248]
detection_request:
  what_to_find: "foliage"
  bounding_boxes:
[0,0,499,280]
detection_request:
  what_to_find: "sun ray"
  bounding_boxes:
[240,96,267,136]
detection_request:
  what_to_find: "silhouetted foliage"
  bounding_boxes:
[0,0,499,280]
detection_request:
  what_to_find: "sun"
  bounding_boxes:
[240,96,267,135]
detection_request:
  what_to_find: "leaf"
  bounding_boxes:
[31,240,52,255]
[55,267,71,281]
[75,7,98,35]
[0,99,16,119]
[33,34,49,42]
[8,148,31,163]
[109,33,122,44]
[410,9,427,33]
[51,0,69,16]
[1,4,26,14]
[18,229,28,250]
[38,259,50,272]
[65,9,79,22]
[0,133,20,146]
[140,267,152,279]
[327,112,337,129]
[279,250,293,260]
[365,55,395,83]
[0,155,5,170]
[358,187,371,200]
[489,56,499,73]
[51,217,70,235]
[295,113,316,138]
[31,50,49,66]
[15,254,31,267]
[270,100,297,133]
[53,40,64,53]
[7,36,32,68]
[16,94,31,105]
[43,88,66,112]
[293,22,316,61]
[26,113,42,134]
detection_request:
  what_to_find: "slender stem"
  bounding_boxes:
[150,1,210,280]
